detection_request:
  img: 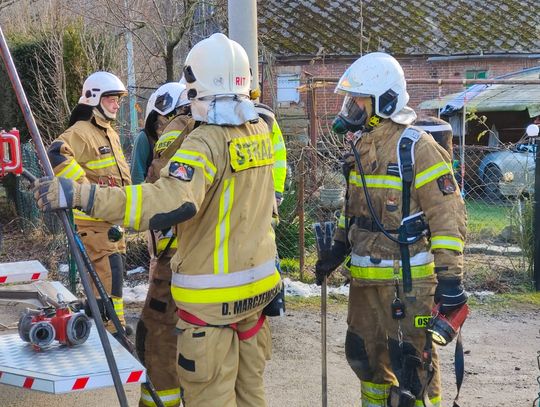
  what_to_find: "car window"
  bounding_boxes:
[514,143,536,153]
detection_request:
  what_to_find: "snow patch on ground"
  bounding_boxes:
[127,266,146,275]
[284,278,349,297]
[123,278,350,303]
[123,284,149,303]
[470,290,495,300]
[123,278,491,304]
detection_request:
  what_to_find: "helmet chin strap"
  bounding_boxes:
[97,102,116,121]
[362,97,382,131]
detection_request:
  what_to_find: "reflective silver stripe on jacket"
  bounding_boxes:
[171,258,275,289]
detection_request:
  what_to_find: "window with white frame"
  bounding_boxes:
[277,74,300,104]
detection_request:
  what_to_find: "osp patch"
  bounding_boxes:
[437,174,456,195]
[414,315,432,328]
[169,162,194,181]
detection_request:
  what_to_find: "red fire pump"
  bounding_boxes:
[18,297,92,351]
[0,128,22,177]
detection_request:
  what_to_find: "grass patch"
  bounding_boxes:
[285,294,349,311]
[469,291,540,311]
[466,200,510,239]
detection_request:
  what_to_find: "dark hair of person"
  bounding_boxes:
[144,110,160,144]
[68,104,94,127]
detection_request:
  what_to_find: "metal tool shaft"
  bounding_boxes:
[0,27,128,406]
[321,275,328,407]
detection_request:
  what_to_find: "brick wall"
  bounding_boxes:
[261,56,540,122]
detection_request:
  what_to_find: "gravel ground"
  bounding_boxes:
[1,299,539,407]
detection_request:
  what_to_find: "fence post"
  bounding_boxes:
[307,79,318,187]
[298,153,305,281]
[534,137,540,290]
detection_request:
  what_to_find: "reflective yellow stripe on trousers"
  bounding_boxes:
[171,259,280,303]
[416,396,441,407]
[360,381,441,407]
[361,381,390,406]
[141,386,181,407]
[112,297,124,317]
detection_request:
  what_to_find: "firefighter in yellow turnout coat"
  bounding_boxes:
[135,82,195,407]
[316,53,467,406]
[47,71,131,330]
[35,33,281,407]
[136,90,285,407]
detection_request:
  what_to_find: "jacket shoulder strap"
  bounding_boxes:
[397,126,422,294]
[397,126,422,183]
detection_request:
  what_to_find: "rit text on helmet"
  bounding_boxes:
[235,76,247,86]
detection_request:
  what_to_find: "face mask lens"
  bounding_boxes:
[341,96,362,119]
[332,96,367,134]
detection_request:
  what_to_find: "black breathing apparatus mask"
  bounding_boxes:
[332,96,368,135]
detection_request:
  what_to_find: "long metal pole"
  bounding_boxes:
[124,0,138,143]
[228,0,258,98]
[0,26,129,407]
[321,275,328,407]
[460,92,467,194]
[534,136,540,290]
[308,80,318,184]
[298,156,305,280]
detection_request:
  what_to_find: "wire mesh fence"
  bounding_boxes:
[5,83,537,294]
[272,133,535,291]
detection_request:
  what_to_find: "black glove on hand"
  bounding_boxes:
[315,240,348,286]
[434,278,468,315]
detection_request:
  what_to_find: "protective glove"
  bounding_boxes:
[315,240,348,286]
[33,176,95,212]
[434,278,468,315]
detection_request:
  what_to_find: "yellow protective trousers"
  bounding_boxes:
[136,255,181,407]
[346,277,441,407]
[79,225,126,330]
[176,311,271,407]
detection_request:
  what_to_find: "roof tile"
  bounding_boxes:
[258,0,540,57]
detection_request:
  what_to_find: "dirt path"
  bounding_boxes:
[1,301,539,406]
[265,303,540,407]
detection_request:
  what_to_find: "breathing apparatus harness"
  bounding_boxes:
[345,124,466,407]
[346,126,428,290]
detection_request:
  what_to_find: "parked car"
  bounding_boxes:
[478,143,536,200]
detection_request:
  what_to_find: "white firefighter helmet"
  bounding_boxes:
[145,82,188,121]
[78,71,127,106]
[182,33,251,99]
[335,52,409,119]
